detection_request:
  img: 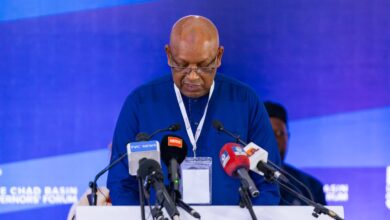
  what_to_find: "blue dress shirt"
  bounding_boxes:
[107,73,281,205]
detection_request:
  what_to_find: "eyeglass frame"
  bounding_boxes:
[167,52,220,75]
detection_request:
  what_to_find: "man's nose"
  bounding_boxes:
[186,68,201,80]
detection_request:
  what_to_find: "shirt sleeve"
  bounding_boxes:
[247,92,282,205]
[106,93,140,205]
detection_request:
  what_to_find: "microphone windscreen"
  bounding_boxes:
[219,143,249,177]
[137,158,163,180]
[212,120,223,130]
[168,123,181,131]
[136,132,149,141]
[160,134,188,165]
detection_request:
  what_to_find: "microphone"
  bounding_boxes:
[213,120,247,146]
[160,135,201,219]
[137,158,180,220]
[87,140,160,206]
[219,143,260,198]
[213,120,287,182]
[87,124,179,207]
[127,140,160,176]
[126,140,164,220]
[160,135,188,193]
[136,123,181,141]
[214,120,344,220]
[87,152,128,206]
[244,142,288,183]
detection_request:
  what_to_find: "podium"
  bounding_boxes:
[77,206,344,220]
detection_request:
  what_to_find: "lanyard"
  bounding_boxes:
[174,82,215,158]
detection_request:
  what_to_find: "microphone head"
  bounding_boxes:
[127,140,160,176]
[219,143,250,177]
[168,123,181,132]
[137,158,163,180]
[212,120,223,131]
[136,132,150,141]
[160,134,188,165]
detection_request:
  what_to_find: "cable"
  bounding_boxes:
[277,180,343,220]
[268,161,315,201]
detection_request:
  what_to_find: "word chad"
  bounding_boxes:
[0,186,78,205]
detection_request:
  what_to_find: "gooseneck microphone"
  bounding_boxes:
[136,123,181,141]
[213,120,344,220]
[127,140,160,220]
[87,152,128,206]
[137,158,180,220]
[88,123,180,206]
[212,120,247,146]
[88,140,160,206]
[213,120,287,182]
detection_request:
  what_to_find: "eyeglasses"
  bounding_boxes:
[168,55,218,75]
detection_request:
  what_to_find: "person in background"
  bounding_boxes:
[264,101,327,205]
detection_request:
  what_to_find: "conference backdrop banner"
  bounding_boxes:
[1,0,389,219]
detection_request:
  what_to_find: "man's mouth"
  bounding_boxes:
[183,82,202,92]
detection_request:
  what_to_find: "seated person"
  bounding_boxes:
[264,101,327,205]
[67,187,111,220]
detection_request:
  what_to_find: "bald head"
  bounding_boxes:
[169,15,220,58]
[165,15,224,98]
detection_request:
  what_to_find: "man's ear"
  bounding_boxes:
[165,45,171,65]
[217,46,224,67]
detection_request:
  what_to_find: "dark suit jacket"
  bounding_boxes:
[280,163,327,205]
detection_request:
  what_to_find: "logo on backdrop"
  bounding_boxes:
[0,186,78,205]
[323,183,349,202]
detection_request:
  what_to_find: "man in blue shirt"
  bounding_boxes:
[264,101,327,205]
[107,15,281,205]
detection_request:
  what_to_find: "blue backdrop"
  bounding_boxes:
[1,0,389,219]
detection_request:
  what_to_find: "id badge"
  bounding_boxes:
[181,157,212,204]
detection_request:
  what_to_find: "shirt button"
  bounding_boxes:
[194,122,199,126]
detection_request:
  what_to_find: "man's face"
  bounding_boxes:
[269,117,289,161]
[166,44,223,98]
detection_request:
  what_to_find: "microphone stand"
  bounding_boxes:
[170,189,201,219]
[263,173,343,220]
[87,152,127,206]
[89,123,180,204]
[166,159,200,219]
[213,120,343,220]
[141,174,168,220]
[143,172,179,220]
[87,181,98,206]
[138,177,146,220]
[151,207,168,220]
[238,179,257,220]
[221,128,247,146]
